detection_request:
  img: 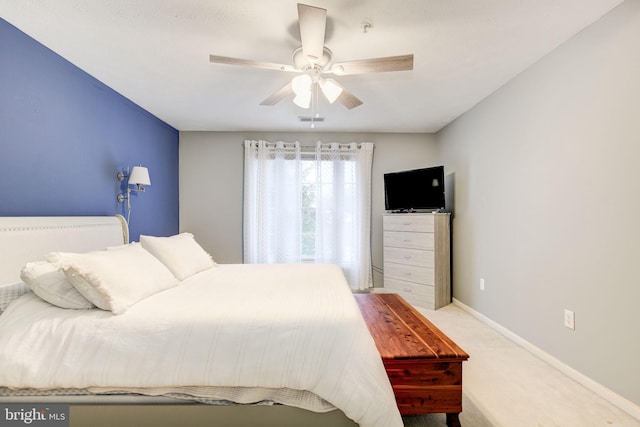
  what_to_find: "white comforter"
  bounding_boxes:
[0,263,402,427]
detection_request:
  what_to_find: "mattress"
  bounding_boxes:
[0,263,402,427]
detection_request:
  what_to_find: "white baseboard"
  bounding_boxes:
[452,298,640,421]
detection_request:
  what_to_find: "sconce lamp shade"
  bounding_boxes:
[128,166,151,186]
[117,164,151,224]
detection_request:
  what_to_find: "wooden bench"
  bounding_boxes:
[355,293,469,427]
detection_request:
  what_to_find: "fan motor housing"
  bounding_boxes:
[293,46,333,70]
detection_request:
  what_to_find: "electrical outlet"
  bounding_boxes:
[564,309,575,330]
[480,278,485,291]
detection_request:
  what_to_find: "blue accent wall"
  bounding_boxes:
[0,18,179,241]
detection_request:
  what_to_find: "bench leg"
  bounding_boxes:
[446,412,461,427]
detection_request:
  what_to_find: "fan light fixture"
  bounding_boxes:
[209,3,414,116]
[291,74,343,109]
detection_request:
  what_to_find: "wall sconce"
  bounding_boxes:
[117,165,151,223]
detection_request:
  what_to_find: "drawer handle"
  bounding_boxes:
[403,239,412,243]
[403,256,412,260]
[403,272,413,276]
[403,288,412,293]
[403,222,412,225]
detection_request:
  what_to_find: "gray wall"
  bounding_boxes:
[436,0,640,406]
[179,131,437,287]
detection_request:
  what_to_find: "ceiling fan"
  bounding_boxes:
[209,3,414,111]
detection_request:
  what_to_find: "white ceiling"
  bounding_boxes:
[0,0,623,133]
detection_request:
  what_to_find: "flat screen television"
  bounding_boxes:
[384,166,445,212]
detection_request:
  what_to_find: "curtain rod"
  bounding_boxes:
[243,140,370,149]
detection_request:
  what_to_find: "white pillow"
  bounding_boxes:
[48,244,178,314]
[140,233,216,280]
[20,261,94,309]
[106,242,140,251]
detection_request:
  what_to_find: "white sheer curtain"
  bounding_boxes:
[243,140,374,291]
[314,142,374,290]
[243,140,302,263]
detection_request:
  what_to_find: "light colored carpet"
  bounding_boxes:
[409,303,640,427]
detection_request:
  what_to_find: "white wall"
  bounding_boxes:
[179,131,437,286]
[436,0,640,407]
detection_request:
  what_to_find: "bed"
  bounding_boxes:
[0,215,402,427]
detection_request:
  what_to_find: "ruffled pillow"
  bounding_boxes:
[48,244,178,314]
[20,261,94,309]
[140,233,216,280]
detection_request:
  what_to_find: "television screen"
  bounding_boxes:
[384,166,445,212]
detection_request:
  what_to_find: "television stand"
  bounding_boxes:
[383,212,451,309]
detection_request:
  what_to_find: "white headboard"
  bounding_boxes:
[0,215,128,285]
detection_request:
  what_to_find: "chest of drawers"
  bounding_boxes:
[383,213,451,310]
[355,293,468,423]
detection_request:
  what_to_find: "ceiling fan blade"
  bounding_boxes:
[337,89,363,110]
[330,54,414,76]
[209,54,296,72]
[297,3,326,64]
[260,82,294,106]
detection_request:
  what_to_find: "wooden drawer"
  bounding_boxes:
[384,360,463,387]
[386,360,464,413]
[383,214,434,232]
[384,262,434,285]
[384,247,434,268]
[383,278,434,308]
[384,231,434,250]
[393,386,463,415]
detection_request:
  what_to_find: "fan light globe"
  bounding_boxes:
[319,78,343,104]
[293,91,311,109]
[291,74,312,95]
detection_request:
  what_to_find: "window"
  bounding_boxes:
[243,140,374,291]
